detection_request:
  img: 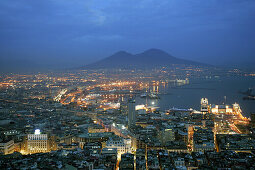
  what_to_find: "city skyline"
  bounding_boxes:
[1,1,255,169]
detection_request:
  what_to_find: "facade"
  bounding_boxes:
[100,148,118,169]
[192,126,215,152]
[216,134,255,152]
[58,143,79,150]
[26,133,49,154]
[22,129,51,154]
[158,128,175,145]
[105,137,131,158]
[201,98,209,114]
[211,103,242,115]
[128,99,136,128]
[0,140,14,155]
[173,157,185,168]
[77,132,114,149]
[136,149,146,170]
[201,98,214,120]
[83,141,102,151]
[88,124,106,133]
[111,123,129,138]
[119,153,134,170]
[147,149,160,169]
[211,104,233,114]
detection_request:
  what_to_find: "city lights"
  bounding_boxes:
[34,129,41,135]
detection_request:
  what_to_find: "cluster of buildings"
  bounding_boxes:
[0,95,253,168]
[1,71,255,169]
[1,147,255,169]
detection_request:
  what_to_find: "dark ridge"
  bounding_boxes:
[80,48,210,69]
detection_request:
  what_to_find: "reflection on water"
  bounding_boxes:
[135,78,255,117]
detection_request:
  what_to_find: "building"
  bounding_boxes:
[251,113,255,127]
[173,157,185,169]
[136,149,146,170]
[105,136,131,158]
[77,132,115,149]
[216,134,255,152]
[88,124,106,133]
[99,148,118,169]
[192,126,215,152]
[119,153,134,170]
[201,98,209,114]
[201,98,214,120]
[111,123,129,138]
[211,104,233,114]
[128,99,136,128]
[120,101,128,115]
[147,149,160,169]
[158,128,175,145]
[83,141,102,151]
[23,129,50,154]
[0,139,14,155]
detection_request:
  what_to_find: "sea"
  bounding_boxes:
[135,77,255,118]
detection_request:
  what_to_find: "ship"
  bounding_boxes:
[239,88,253,95]
[148,93,160,99]
[140,93,147,98]
[243,96,255,100]
[140,92,160,99]
[240,88,255,100]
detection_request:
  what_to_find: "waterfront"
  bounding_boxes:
[136,78,255,117]
[1,73,255,169]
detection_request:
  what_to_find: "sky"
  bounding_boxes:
[0,0,255,71]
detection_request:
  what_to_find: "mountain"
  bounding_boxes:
[81,48,208,69]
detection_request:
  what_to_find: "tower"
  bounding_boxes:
[201,98,209,114]
[201,98,213,120]
[128,99,136,129]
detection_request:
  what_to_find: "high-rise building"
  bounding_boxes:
[201,98,209,114]
[120,101,128,115]
[128,99,136,128]
[201,98,214,120]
